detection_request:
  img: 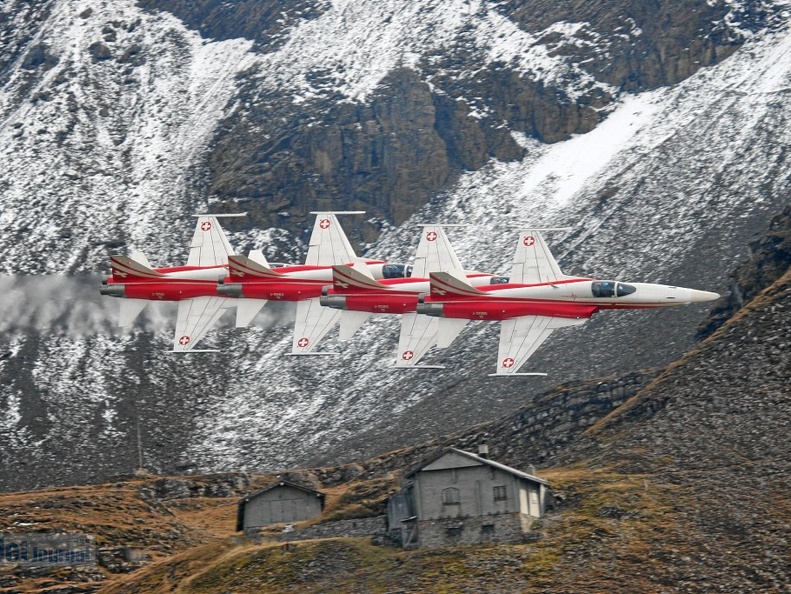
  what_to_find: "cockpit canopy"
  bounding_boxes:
[489,276,510,284]
[591,281,636,298]
[381,264,414,279]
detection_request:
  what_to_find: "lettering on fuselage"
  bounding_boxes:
[374,305,390,311]
[270,293,285,299]
[472,312,489,318]
[153,292,165,299]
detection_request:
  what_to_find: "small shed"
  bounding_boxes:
[237,480,325,532]
[387,447,550,548]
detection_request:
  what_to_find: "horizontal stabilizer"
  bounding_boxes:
[436,318,467,348]
[111,255,163,280]
[235,298,268,327]
[333,264,384,292]
[228,255,281,281]
[247,249,270,267]
[118,299,148,327]
[129,249,152,269]
[339,310,371,340]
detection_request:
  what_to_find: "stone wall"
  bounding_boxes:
[416,513,534,549]
[244,516,387,544]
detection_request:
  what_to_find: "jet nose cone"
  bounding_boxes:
[690,289,720,303]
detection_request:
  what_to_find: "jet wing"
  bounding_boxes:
[412,225,465,279]
[509,230,569,285]
[492,315,587,375]
[290,297,341,354]
[394,313,443,368]
[305,211,363,267]
[172,296,229,352]
[186,215,240,267]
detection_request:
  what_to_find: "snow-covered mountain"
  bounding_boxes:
[1,0,790,490]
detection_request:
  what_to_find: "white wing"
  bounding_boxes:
[172,297,230,352]
[305,212,362,266]
[509,230,567,285]
[494,315,586,375]
[412,226,465,279]
[187,215,236,267]
[394,313,441,368]
[291,297,341,354]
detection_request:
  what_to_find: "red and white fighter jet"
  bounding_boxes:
[216,211,407,355]
[100,213,254,351]
[415,229,720,375]
[320,225,501,367]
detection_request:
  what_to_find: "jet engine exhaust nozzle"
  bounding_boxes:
[320,295,347,310]
[416,302,445,317]
[217,283,243,298]
[100,284,125,298]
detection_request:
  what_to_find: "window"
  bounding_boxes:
[442,487,460,505]
[493,485,507,502]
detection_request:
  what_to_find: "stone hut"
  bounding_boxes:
[387,446,549,548]
[237,480,325,533]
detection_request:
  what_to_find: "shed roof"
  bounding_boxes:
[236,480,325,532]
[405,448,549,487]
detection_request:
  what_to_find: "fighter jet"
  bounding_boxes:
[320,225,498,367]
[216,211,407,355]
[100,213,249,352]
[416,229,720,375]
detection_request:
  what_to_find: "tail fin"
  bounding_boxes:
[332,264,384,293]
[428,272,486,299]
[110,255,163,281]
[228,255,281,281]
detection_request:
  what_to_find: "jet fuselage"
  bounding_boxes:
[417,278,721,321]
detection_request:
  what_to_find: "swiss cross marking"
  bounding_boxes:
[179,336,191,346]
[426,231,438,242]
[297,337,310,348]
[502,357,515,368]
[523,235,535,247]
[402,350,414,361]
[319,218,331,229]
[201,221,212,232]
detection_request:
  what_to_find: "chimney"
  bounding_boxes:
[477,442,489,459]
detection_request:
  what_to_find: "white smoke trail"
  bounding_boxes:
[0,275,286,339]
